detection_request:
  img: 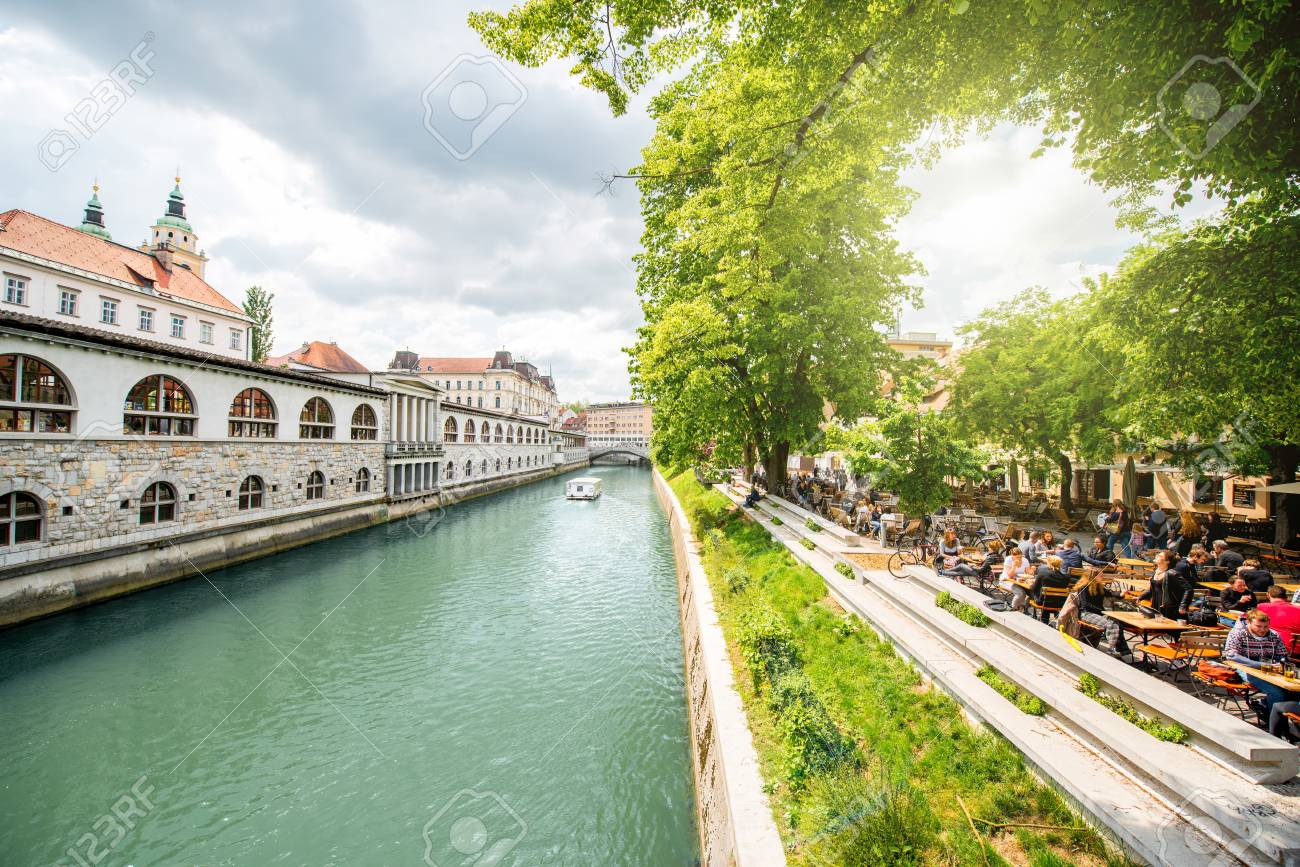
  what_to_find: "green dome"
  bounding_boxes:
[156,178,193,233]
[77,184,112,240]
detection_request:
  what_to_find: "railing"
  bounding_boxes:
[385,441,444,457]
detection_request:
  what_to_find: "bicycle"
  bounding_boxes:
[888,528,938,579]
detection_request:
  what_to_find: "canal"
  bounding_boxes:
[0,465,699,865]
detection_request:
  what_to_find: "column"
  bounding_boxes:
[406,396,415,443]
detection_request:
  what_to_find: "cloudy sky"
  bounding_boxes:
[1,2,1215,401]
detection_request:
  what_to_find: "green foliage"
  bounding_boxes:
[736,603,799,689]
[705,527,726,551]
[801,773,935,867]
[830,615,858,637]
[977,665,1048,716]
[242,286,274,363]
[804,518,822,533]
[724,565,751,594]
[834,561,854,579]
[770,516,783,526]
[768,670,861,786]
[934,591,991,628]
[800,537,816,550]
[1078,674,1189,743]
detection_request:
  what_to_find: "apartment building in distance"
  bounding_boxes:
[586,401,652,453]
[389,349,560,421]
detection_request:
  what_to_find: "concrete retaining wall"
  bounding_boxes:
[653,469,786,867]
[0,459,589,629]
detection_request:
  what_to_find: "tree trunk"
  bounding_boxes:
[1056,453,1074,514]
[765,441,790,490]
[1267,444,1300,547]
[742,441,756,482]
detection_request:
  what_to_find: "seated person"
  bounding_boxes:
[1057,537,1084,571]
[742,486,763,508]
[1081,535,1116,569]
[1073,571,1128,655]
[1258,585,1300,653]
[1019,531,1045,564]
[1224,610,1297,724]
[935,529,962,571]
[1039,530,1057,553]
[940,540,1004,584]
[1219,576,1258,614]
[1027,555,1072,622]
[1238,559,1274,593]
[1002,549,1035,611]
[1136,550,1189,620]
[1204,540,1245,581]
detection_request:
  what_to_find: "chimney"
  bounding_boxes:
[152,243,174,271]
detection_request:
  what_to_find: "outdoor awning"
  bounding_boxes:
[1250,481,1300,494]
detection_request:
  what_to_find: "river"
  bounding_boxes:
[0,465,698,866]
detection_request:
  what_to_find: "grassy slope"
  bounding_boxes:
[668,471,1133,867]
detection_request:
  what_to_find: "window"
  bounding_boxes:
[495,458,501,471]
[355,467,371,493]
[476,397,483,408]
[229,329,243,350]
[139,482,177,524]
[138,308,154,332]
[444,417,458,442]
[3,274,27,305]
[456,380,461,390]
[1136,472,1155,499]
[480,459,487,474]
[464,460,473,477]
[494,423,503,443]
[495,380,501,390]
[124,375,195,436]
[101,298,118,324]
[350,404,378,440]
[306,470,325,500]
[444,461,454,480]
[494,396,500,409]
[299,397,334,439]
[238,476,265,510]
[480,421,490,441]
[463,420,478,443]
[171,316,186,339]
[200,322,214,344]
[506,425,515,444]
[507,457,512,469]
[0,354,74,433]
[0,491,42,546]
[58,289,79,316]
[229,388,276,437]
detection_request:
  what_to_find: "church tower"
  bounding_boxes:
[76,182,112,241]
[141,176,209,278]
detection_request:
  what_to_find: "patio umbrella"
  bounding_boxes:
[1009,459,1019,498]
[1251,481,1300,494]
[1122,456,1137,510]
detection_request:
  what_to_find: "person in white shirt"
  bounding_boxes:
[1001,548,1034,610]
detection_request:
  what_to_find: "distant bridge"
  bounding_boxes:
[589,443,650,462]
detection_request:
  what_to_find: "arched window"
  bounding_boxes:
[124,374,194,435]
[464,419,476,443]
[444,461,454,480]
[1,491,43,546]
[464,460,473,477]
[0,354,74,433]
[139,481,177,524]
[495,458,501,472]
[355,467,371,493]
[480,420,490,442]
[506,425,515,444]
[299,398,334,439]
[494,423,503,443]
[444,417,458,443]
[306,470,325,500]
[229,388,276,437]
[238,476,264,510]
[480,459,487,474]
[351,404,378,440]
[507,457,512,469]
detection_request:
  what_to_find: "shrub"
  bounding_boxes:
[724,565,750,594]
[805,517,823,532]
[769,670,859,786]
[1078,673,1188,743]
[736,605,799,689]
[934,591,991,627]
[705,527,726,551]
[834,561,854,579]
[800,538,817,550]
[770,516,783,526]
[976,665,1047,715]
[831,617,859,638]
[801,773,936,867]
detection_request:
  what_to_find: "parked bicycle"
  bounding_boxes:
[887,526,939,579]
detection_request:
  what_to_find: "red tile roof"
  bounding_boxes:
[561,411,587,431]
[416,356,494,374]
[266,340,369,373]
[0,209,243,315]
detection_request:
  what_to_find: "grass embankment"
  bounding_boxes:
[669,471,1131,866]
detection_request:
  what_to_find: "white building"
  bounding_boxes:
[389,349,561,421]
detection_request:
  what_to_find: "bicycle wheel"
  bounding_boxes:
[888,549,919,579]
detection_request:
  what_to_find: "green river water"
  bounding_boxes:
[0,465,699,866]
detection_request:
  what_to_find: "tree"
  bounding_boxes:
[1089,192,1300,545]
[826,378,986,516]
[242,286,274,363]
[947,289,1118,513]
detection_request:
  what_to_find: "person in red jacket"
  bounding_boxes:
[1258,585,1300,654]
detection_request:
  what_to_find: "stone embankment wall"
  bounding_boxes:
[652,469,786,867]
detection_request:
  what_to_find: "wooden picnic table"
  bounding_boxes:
[1224,660,1300,693]
[1105,610,1195,642]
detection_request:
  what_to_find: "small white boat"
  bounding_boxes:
[566,476,602,500]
